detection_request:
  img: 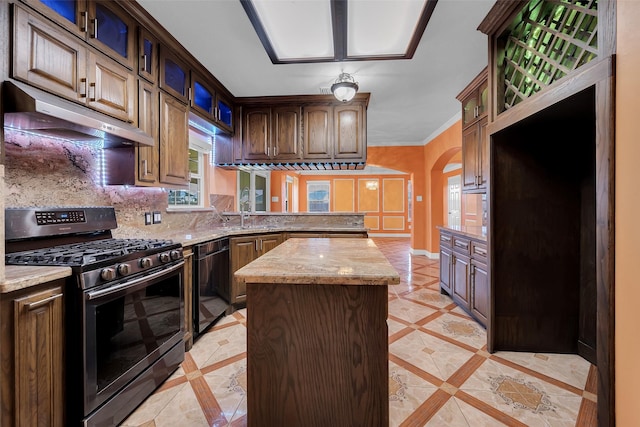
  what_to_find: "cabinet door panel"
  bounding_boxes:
[88,1,135,69]
[452,253,470,307]
[471,260,489,325]
[243,108,270,160]
[478,117,489,190]
[138,27,158,83]
[159,48,190,103]
[303,106,332,159]
[440,247,452,294]
[14,286,64,427]
[159,92,189,185]
[21,0,87,38]
[230,237,258,303]
[88,51,135,123]
[272,107,300,160]
[13,6,87,102]
[137,80,158,184]
[461,125,480,191]
[259,234,283,254]
[334,104,364,159]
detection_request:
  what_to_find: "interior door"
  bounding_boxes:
[447,175,461,227]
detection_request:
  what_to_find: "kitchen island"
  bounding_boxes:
[235,238,399,427]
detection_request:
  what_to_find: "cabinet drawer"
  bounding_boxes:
[452,236,471,254]
[439,232,452,248]
[471,241,487,261]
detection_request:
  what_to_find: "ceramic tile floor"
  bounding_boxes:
[121,237,597,427]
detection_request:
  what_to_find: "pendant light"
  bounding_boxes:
[331,72,359,102]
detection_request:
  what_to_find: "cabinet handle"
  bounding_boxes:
[80,11,88,32]
[274,146,278,156]
[141,54,148,72]
[255,240,259,252]
[267,146,270,157]
[79,78,87,98]
[89,82,96,102]
[90,18,98,39]
[25,293,62,311]
[142,159,148,175]
[188,87,192,103]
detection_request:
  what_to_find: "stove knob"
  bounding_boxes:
[117,263,131,276]
[170,250,181,260]
[100,268,116,281]
[159,252,170,263]
[139,257,152,269]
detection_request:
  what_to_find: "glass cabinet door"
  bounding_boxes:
[217,96,233,131]
[24,0,87,37]
[193,80,214,116]
[138,28,158,83]
[90,2,134,68]
[160,47,190,103]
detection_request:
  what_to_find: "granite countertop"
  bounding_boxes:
[2,265,72,293]
[151,225,369,248]
[235,238,400,286]
[437,225,487,241]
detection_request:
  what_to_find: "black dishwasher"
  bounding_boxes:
[194,237,230,338]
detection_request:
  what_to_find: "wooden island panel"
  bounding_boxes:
[235,238,399,427]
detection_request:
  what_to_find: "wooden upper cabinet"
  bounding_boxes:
[159,92,189,186]
[457,68,488,193]
[159,46,190,104]
[243,107,271,161]
[138,27,158,83]
[272,106,301,160]
[87,50,136,123]
[303,105,332,159]
[20,0,135,69]
[334,103,365,159]
[13,5,87,102]
[190,71,235,134]
[137,80,159,185]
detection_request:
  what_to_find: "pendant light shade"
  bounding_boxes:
[331,72,359,102]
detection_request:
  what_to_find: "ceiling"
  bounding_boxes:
[136,0,495,147]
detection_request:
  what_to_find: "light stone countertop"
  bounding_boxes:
[235,238,400,286]
[2,265,72,293]
[436,225,487,241]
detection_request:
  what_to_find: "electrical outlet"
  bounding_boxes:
[152,211,162,224]
[144,212,152,225]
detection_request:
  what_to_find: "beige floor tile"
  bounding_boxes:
[202,360,247,422]
[388,297,439,323]
[424,397,471,426]
[389,361,439,426]
[422,312,487,349]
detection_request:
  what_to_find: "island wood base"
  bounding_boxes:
[246,282,388,427]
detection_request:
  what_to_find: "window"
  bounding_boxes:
[238,170,270,212]
[307,181,330,212]
[168,130,211,208]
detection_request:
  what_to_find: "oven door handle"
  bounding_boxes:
[86,261,184,301]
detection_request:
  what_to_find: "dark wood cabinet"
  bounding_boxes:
[19,0,135,69]
[230,233,283,305]
[159,46,190,104]
[241,106,301,161]
[242,107,271,161]
[303,105,332,159]
[191,71,234,134]
[138,27,158,83]
[457,68,488,193]
[272,106,301,160]
[439,228,487,327]
[137,80,159,185]
[1,281,65,427]
[159,91,189,186]
[13,5,136,122]
[333,103,366,159]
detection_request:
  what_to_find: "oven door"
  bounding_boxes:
[82,260,184,415]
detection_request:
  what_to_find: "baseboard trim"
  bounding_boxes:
[367,233,411,238]
[410,248,439,259]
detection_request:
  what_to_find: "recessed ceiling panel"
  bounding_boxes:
[250,0,334,60]
[348,0,428,57]
[242,0,438,63]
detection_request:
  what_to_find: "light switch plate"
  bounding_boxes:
[152,211,162,224]
[144,212,152,225]
[416,195,423,202]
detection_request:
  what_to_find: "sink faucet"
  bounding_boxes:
[240,204,251,228]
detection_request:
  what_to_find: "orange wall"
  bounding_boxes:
[615,2,640,424]
[296,173,410,234]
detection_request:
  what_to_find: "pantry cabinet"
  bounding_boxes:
[229,234,283,306]
[438,227,487,327]
[1,281,65,427]
[457,68,488,193]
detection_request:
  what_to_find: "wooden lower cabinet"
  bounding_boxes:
[439,228,488,327]
[230,233,283,305]
[182,247,194,351]
[1,281,65,427]
[285,231,368,239]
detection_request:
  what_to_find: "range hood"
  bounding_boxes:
[3,80,154,147]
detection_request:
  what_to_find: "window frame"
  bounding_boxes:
[307,181,330,212]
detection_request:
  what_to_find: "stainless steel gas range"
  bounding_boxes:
[5,207,185,427]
